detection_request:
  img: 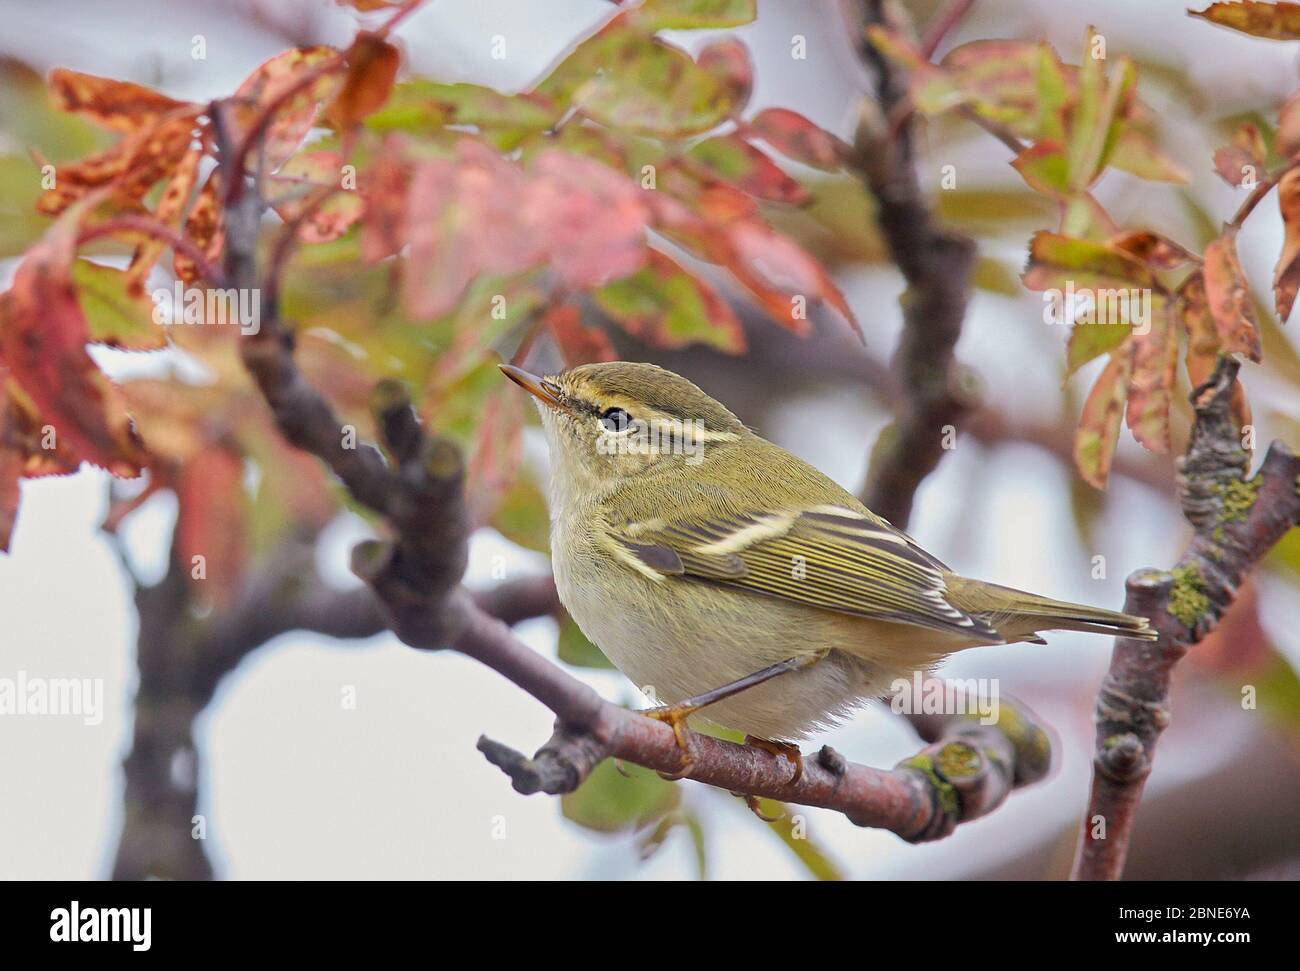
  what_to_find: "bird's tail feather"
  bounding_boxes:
[946,578,1158,642]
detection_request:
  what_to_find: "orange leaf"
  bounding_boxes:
[36,140,135,216]
[48,68,196,133]
[1125,302,1177,453]
[1181,271,1252,428]
[1273,166,1300,322]
[1107,229,1198,270]
[1074,348,1132,490]
[1203,229,1262,361]
[1190,1,1300,40]
[330,32,401,127]
[126,142,203,294]
[174,170,223,284]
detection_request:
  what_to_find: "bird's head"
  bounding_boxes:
[499,360,745,494]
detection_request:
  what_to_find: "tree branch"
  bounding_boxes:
[1072,356,1300,879]
[850,0,978,529]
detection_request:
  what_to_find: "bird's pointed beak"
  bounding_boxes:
[499,364,565,411]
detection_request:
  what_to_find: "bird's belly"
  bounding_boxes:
[553,540,885,740]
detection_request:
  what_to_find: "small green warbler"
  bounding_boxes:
[502,361,1153,766]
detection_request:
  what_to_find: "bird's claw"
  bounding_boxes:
[744,735,805,785]
[642,703,697,779]
[733,792,785,822]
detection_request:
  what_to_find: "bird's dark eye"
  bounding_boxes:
[599,407,633,433]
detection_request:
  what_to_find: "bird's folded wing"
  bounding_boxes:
[605,505,1002,640]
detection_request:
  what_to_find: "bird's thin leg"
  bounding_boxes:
[642,650,829,779]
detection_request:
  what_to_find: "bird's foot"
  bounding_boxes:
[733,792,785,822]
[744,735,805,785]
[641,703,697,779]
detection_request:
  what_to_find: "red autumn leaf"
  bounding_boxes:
[1213,123,1266,188]
[712,219,860,340]
[232,46,343,167]
[404,140,540,319]
[745,108,846,172]
[696,38,753,116]
[1272,166,1300,322]
[527,149,652,289]
[360,137,409,263]
[1202,229,1262,361]
[174,170,223,284]
[1074,348,1133,490]
[47,67,197,133]
[0,199,142,475]
[330,32,401,127]
[688,134,809,205]
[175,445,248,609]
[546,303,618,366]
[466,383,525,528]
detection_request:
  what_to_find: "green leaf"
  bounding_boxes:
[561,759,679,833]
[1068,321,1132,374]
[688,134,809,204]
[0,156,48,259]
[366,80,559,144]
[1022,231,1158,293]
[1108,129,1190,184]
[73,260,166,349]
[756,800,845,881]
[557,612,615,669]
[1074,349,1132,490]
[491,467,551,553]
[633,0,756,30]
[1012,142,1071,197]
[594,250,745,353]
[542,22,735,136]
